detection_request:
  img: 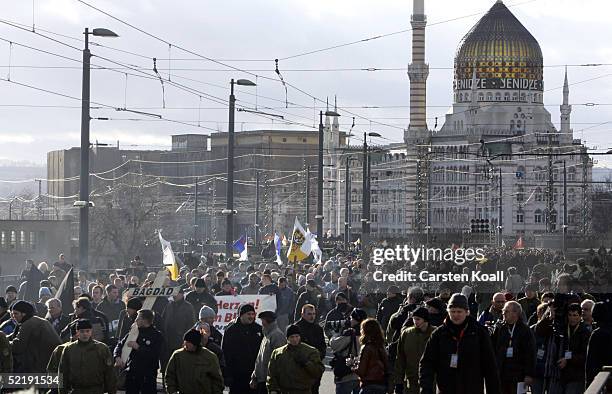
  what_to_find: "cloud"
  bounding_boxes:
[0,134,35,144]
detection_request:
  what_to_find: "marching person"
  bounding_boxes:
[116,297,144,341]
[419,293,501,394]
[250,311,286,393]
[295,304,326,394]
[478,292,506,327]
[376,285,402,334]
[186,278,218,313]
[45,298,70,336]
[161,287,196,373]
[197,305,223,346]
[114,309,163,394]
[491,301,536,394]
[9,300,61,372]
[222,303,263,394]
[559,303,590,394]
[164,328,224,394]
[394,306,435,394]
[354,318,389,394]
[267,324,325,394]
[59,318,117,394]
[96,284,126,338]
[329,308,368,394]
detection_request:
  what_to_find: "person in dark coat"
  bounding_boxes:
[295,303,326,394]
[491,301,536,394]
[376,285,403,333]
[294,280,325,322]
[114,309,163,394]
[9,300,62,372]
[324,292,353,338]
[116,297,143,342]
[185,279,218,313]
[426,297,448,327]
[96,284,126,338]
[197,306,223,346]
[63,297,110,345]
[160,289,196,373]
[419,293,501,394]
[585,301,612,387]
[559,303,591,393]
[222,303,263,394]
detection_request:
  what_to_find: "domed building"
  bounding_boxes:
[405,0,592,245]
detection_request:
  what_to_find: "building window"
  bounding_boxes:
[516,212,524,223]
[282,138,287,142]
[0,231,5,248]
[535,209,542,223]
[302,138,307,143]
[29,232,36,250]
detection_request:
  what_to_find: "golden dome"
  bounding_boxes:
[454,1,543,88]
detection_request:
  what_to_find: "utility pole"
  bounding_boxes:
[305,166,310,227]
[498,168,503,246]
[361,131,369,241]
[194,176,199,241]
[255,171,260,246]
[316,111,324,238]
[79,28,92,272]
[344,157,350,249]
[35,179,42,220]
[562,160,567,254]
[225,79,236,259]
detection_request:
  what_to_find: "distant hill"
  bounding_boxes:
[0,162,46,198]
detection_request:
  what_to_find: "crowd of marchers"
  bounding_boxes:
[0,245,610,394]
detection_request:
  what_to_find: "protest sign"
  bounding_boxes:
[213,294,276,333]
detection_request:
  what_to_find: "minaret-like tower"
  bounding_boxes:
[560,67,572,134]
[407,0,429,131]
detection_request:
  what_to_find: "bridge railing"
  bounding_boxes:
[585,366,612,394]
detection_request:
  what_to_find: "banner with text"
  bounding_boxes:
[213,295,277,333]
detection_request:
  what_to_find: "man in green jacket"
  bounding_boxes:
[394,307,435,394]
[164,328,224,394]
[58,319,117,394]
[267,324,325,394]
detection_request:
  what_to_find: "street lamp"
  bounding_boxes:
[79,27,118,272]
[317,109,340,240]
[226,78,256,259]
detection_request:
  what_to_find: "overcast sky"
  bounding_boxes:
[1,0,611,166]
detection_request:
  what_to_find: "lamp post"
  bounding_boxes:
[225,78,256,259]
[361,131,382,244]
[79,27,118,272]
[316,109,340,240]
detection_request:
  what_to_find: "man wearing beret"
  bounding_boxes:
[59,319,117,394]
[419,293,501,394]
[164,328,223,394]
[267,324,325,394]
[222,303,263,393]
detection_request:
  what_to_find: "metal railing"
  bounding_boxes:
[586,366,612,394]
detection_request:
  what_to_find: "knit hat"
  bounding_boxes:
[126,298,143,311]
[199,306,216,320]
[183,328,202,346]
[335,292,348,302]
[11,300,34,316]
[238,303,256,316]
[447,293,469,310]
[350,308,368,323]
[194,278,206,288]
[39,287,52,299]
[5,286,16,294]
[286,324,301,338]
[75,318,93,330]
[425,298,446,313]
[412,306,430,322]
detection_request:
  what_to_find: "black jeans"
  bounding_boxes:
[125,373,157,394]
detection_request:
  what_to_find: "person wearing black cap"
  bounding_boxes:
[425,297,448,327]
[267,324,325,394]
[164,328,223,394]
[116,297,143,341]
[419,293,500,394]
[376,285,403,334]
[250,311,286,393]
[324,291,354,338]
[47,324,77,394]
[9,300,61,372]
[222,303,263,393]
[394,306,435,394]
[186,278,218,314]
[114,309,163,394]
[60,318,117,393]
[5,285,17,306]
[64,296,110,344]
[161,286,196,375]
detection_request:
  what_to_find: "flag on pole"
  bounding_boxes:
[287,217,312,262]
[159,231,180,280]
[513,236,524,249]
[56,267,75,314]
[501,239,506,247]
[233,234,248,261]
[274,233,282,265]
[307,229,323,263]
